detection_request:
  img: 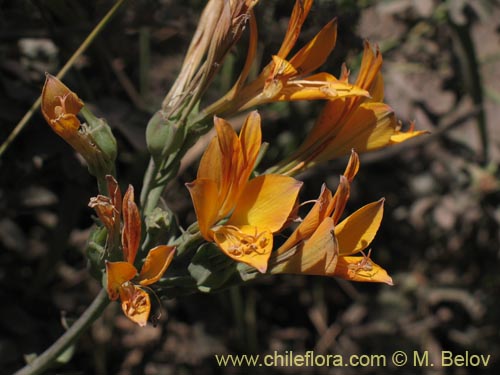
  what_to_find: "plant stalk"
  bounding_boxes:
[14,289,110,375]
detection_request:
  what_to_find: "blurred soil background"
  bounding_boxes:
[1,0,500,374]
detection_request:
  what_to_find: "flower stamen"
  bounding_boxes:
[348,249,374,274]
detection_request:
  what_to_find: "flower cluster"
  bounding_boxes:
[39,0,426,326]
[187,114,392,285]
[277,41,427,174]
[89,176,175,326]
[205,0,369,116]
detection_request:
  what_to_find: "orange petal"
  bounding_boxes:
[138,245,176,285]
[41,74,83,122]
[262,56,296,99]
[289,18,338,76]
[120,283,151,327]
[341,102,398,151]
[49,114,81,136]
[390,129,428,143]
[270,217,337,276]
[268,55,299,81]
[232,111,262,209]
[186,178,219,240]
[214,224,273,273]
[213,116,240,166]
[317,102,414,160]
[197,136,223,182]
[328,175,350,225]
[205,117,248,218]
[343,150,360,183]
[229,175,303,233]
[198,117,237,193]
[105,175,122,213]
[239,111,261,176]
[122,185,141,264]
[105,261,137,301]
[296,97,347,155]
[239,73,369,111]
[356,42,383,94]
[370,72,385,104]
[334,199,384,255]
[333,255,393,285]
[88,195,116,233]
[276,0,313,59]
[277,184,332,255]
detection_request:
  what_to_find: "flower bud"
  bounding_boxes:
[145,206,177,244]
[41,73,84,141]
[41,74,117,178]
[145,110,182,164]
[86,225,108,279]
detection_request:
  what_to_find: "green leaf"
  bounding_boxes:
[188,243,238,292]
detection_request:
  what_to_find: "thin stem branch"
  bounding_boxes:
[14,289,110,375]
[0,0,127,158]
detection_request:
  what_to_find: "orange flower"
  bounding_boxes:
[88,175,122,246]
[186,112,302,272]
[105,243,175,327]
[41,74,87,154]
[269,151,392,285]
[41,74,117,177]
[90,178,175,326]
[204,0,368,116]
[279,42,427,174]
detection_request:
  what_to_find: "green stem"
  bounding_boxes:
[96,172,110,196]
[141,164,175,217]
[0,0,127,158]
[14,289,110,375]
[140,159,155,206]
[140,110,214,219]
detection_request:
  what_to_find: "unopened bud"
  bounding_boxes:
[146,110,182,164]
[145,207,177,244]
[41,74,117,178]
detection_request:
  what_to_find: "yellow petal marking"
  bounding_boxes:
[334,254,393,285]
[119,283,151,327]
[214,224,273,273]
